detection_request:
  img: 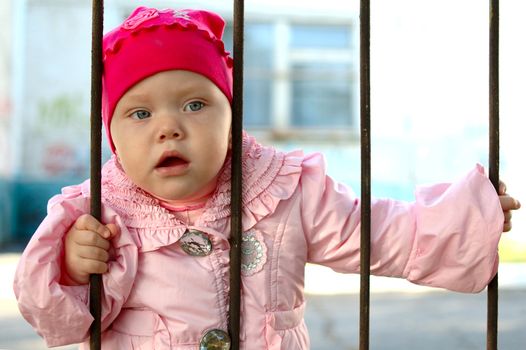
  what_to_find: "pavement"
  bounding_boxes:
[1,253,525,349]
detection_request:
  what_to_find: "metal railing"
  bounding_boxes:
[88,1,103,349]
[87,1,500,349]
[359,1,371,349]
[487,0,500,349]
[229,0,245,348]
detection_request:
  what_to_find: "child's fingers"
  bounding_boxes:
[74,214,112,239]
[78,257,108,275]
[73,230,111,250]
[498,181,507,195]
[503,213,512,232]
[503,211,512,232]
[499,195,521,211]
[106,223,120,239]
[75,245,110,262]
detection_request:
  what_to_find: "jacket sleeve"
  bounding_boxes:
[13,183,139,347]
[301,154,503,293]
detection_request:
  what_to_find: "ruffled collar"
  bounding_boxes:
[101,133,303,236]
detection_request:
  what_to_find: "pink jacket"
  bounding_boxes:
[14,134,503,349]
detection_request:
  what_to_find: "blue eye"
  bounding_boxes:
[184,101,205,112]
[131,110,151,120]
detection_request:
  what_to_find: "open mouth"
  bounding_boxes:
[156,153,189,169]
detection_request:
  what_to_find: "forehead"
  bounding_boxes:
[126,70,219,95]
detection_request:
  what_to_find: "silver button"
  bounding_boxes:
[180,229,212,256]
[200,329,231,350]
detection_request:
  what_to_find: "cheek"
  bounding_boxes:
[116,147,144,177]
[218,132,231,155]
[113,128,147,160]
[117,152,134,175]
[204,135,229,169]
[119,156,149,190]
[204,120,230,148]
[110,124,127,154]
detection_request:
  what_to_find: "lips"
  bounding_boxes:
[155,151,189,169]
[157,156,188,168]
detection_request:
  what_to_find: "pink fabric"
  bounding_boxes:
[102,6,233,152]
[13,133,503,349]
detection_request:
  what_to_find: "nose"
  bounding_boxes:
[156,115,183,142]
[158,127,181,141]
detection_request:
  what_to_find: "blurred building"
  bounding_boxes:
[1,0,524,246]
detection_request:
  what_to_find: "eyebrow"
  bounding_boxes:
[173,81,213,96]
[129,83,210,99]
[120,93,150,103]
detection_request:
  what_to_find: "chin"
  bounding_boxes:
[141,187,185,202]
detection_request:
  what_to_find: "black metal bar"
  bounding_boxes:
[89,1,103,349]
[359,0,371,350]
[229,0,244,348]
[487,0,499,349]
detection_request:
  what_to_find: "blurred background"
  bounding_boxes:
[0,0,524,349]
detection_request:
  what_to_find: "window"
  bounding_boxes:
[224,23,274,127]
[224,20,357,133]
[292,63,353,127]
[290,24,351,49]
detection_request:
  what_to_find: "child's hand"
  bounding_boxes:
[63,214,119,285]
[499,181,521,232]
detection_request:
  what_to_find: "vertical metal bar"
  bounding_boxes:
[229,0,244,349]
[89,1,103,349]
[487,0,499,349]
[359,1,371,350]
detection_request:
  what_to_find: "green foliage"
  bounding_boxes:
[35,94,88,134]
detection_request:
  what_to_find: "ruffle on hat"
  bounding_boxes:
[103,7,233,68]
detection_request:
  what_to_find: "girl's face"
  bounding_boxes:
[110,70,232,201]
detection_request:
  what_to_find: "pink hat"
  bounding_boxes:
[102,6,233,152]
